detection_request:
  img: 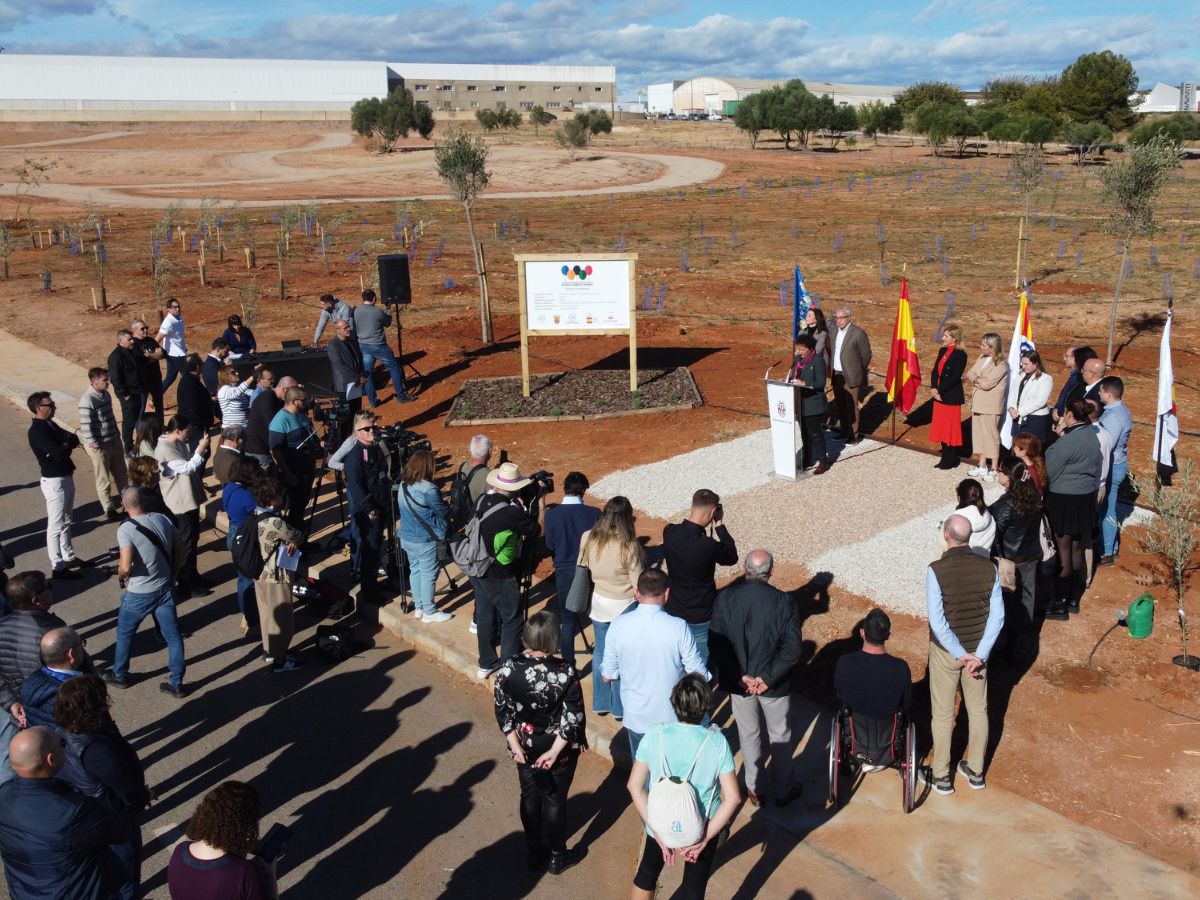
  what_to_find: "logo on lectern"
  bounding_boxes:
[776,401,786,418]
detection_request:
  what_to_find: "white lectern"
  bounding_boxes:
[766,379,803,479]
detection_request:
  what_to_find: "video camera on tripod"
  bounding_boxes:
[377,424,432,483]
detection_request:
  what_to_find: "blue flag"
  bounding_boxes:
[792,266,811,341]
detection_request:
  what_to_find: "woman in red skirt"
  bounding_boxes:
[929,324,968,469]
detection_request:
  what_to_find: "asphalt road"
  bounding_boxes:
[0,399,649,898]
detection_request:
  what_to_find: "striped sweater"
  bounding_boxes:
[77,387,119,446]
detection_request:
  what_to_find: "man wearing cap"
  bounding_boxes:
[311,293,354,347]
[472,462,540,679]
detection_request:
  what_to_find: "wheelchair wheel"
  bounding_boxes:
[901,720,917,814]
[827,715,843,808]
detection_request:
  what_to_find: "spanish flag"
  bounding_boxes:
[885,277,921,414]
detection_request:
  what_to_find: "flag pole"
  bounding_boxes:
[892,264,909,443]
[1014,217,1024,292]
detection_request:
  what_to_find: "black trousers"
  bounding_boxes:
[162,355,187,394]
[800,412,829,467]
[350,509,383,592]
[474,575,522,670]
[175,508,200,585]
[284,468,315,531]
[516,754,577,853]
[118,393,144,455]
[633,829,723,899]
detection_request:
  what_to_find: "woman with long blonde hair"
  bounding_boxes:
[578,496,643,720]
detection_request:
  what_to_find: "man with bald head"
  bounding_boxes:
[709,549,803,807]
[1079,357,1105,411]
[245,374,297,467]
[19,627,88,729]
[921,514,1004,796]
[0,726,127,899]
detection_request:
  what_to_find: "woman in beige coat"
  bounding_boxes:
[967,332,1008,481]
[578,496,643,720]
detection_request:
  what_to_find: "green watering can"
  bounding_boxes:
[1126,594,1154,639]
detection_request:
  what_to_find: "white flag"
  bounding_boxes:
[1153,311,1179,468]
[1000,291,1035,450]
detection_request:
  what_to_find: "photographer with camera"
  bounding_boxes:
[471,463,541,680]
[344,412,390,603]
[267,387,319,530]
[153,415,213,600]
[662,489,738,665]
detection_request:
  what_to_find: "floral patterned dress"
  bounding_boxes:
[494,653,588,768]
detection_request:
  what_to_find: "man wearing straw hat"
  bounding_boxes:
[472,462,540,680]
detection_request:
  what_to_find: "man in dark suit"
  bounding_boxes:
[106,329,145,456]
[175,354,214,451]
[830,305,873,444]
[327,319,366,437]
[200,339,231,401]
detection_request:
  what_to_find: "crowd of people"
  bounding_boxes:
[2,286,1144,898]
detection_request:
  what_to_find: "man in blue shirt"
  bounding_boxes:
[1097,376,1134,563]
[602,569,709,759]
[542,471,601,664]
[921,515,1003,796]
[268,386,318,529]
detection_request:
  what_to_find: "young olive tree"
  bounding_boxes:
[529,105,553,135]
[1098,133,1182,365]
[435,130,493,343]
[1008,145,1045,285]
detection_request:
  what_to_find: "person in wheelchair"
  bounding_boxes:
[833,609,913,773]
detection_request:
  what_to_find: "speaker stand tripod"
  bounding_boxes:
[393,309,425,397]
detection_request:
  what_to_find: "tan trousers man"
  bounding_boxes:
[85,439,129,514]
[928,641,988,780]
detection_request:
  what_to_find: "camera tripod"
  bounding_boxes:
[302,416,348,542]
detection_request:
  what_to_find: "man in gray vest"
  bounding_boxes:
[351,289,412,409]
[921,514,1003,795]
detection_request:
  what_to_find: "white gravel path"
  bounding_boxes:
[589,427,1151,618]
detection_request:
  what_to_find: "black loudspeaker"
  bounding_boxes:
[377,254,412,305]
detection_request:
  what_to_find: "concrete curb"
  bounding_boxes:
[377,599,624,766]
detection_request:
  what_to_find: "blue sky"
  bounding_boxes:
[1,0,1196,94]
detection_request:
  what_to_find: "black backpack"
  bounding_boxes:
[448,463,487,532]
[231,511,273,580]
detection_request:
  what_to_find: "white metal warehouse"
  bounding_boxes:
[0,54,617,119]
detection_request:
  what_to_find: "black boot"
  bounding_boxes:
[548,846,583,875]
[1045,576,1070,620]
[934,445,957,469]
[1067,569,1084,614]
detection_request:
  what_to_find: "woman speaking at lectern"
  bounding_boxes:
[789,333,830,476]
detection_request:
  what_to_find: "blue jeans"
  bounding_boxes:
[400,537,439,615]
[350,510,384,594]
[1101,461,1129,556]
[687,621,710,667]
[360,341,408,406]
[226,531,258,629]
[591,619,624,717]
[161,354,187,394]
[113,586,186,687]
[554,566,579,664]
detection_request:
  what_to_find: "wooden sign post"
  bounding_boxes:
[515,253,638,398]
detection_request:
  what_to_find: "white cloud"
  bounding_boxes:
[4,5,1196,92]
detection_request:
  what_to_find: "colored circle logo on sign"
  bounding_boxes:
[562,263,594,281]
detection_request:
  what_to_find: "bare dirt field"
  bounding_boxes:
[0,119,1197,873]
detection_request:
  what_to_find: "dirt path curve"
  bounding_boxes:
[23,131,725,208]
[1,130,145,148]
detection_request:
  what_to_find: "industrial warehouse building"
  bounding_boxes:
[0,55,616,120]
[647,76,902,116]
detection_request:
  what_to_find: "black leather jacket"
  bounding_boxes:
[989,493,1042,563]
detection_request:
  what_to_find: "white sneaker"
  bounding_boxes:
[967,466,987,477]
[411,608,425,619]
[476,665,497,680]
[468,621,478,635]
[982,470,997,482]
[423,611,453,624]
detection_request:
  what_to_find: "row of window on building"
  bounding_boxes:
[415,99,568,110]
[411,84,605,93]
